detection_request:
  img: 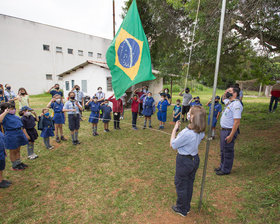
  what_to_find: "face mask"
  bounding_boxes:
[176,103,180,105]
[105,103,109,106]
[9,109,16,115]
[94,99,98,102]
[76,88,79,91]
[98,90,102,93]
[44,112,50,117]
[161,98,164,101]
[6,87,11,90]
[187,112,191,121]
[70,96,75,100]
[165,90,168,93]
[148,95,151,98]
[24,111,31,116]
[225,92,233,99]
[21,92,25,95]
[134,97,137,100]
[215,100,219,103]
[55,87,59,90]
[195,100,199,102]
[56,99,61,103]
[143,89,147,93]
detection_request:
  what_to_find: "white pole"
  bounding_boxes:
[198,0,227,210]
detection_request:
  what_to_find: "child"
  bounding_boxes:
[141,92,155,129]
[108,94,123,130]
[130,94,140,130]
[47,94,66,143]
[38,108,54,149]
[20,106,39,159]
[157,93,171,129]
[0,103,29,171]
[206,96,222,139]
[0,130,12,188]
[63,91,83,145]
[17,87,30,109]
[173,99,182,123]
[85,96,100,136]
[100,99,112,132]
[190,96,202,107]
[170,106,206,217]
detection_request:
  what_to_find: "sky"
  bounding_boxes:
[0,0,127,40]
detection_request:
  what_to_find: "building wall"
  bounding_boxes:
[61,64,114,98]
[0,14,111,95]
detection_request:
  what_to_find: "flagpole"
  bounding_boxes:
[113,0,116,37]
[198,0,227,211]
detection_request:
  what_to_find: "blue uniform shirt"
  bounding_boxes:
[220,99,243,128]
[21,115,36,129]
[88,101,100,113]
[50,89,63,97]
[171,128,205,156]
[208,102,222,118]
[51,102,64,113]
[2,114,23,131]
[0,132,6,160]
[173,105,181,117]
[157,99,170,112]
[101,105,112,120]
[63,100,81,115]
[190,101,202,107]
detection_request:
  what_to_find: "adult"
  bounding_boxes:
[72,85,85,120]
[170,106,206,217]
[120,92,127,119]
[179,88,192,122]
[95,87,105,103]
[159,88,171,103]
[17,88,30,109]
[215,86,243,175]
[4,84,17,105]
[0,85,8,103]
[269,82,280,113]
[47,84,63,98]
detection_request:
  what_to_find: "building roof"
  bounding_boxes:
[58,60,160,77]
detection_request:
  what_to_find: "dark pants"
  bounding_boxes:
[269,96,279,112]
[114,112,120,129]
[219,129,238,174]
[175,154,200,215]
[139,103,143,116]
[132,112,138,127]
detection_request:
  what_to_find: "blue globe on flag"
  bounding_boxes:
[117,38,140,68]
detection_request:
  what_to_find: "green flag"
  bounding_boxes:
[106,0,155,99]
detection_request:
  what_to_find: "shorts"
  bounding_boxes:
[4,129,28,149]
[157,111,167,122]
[182,105,190,115]
[173,116,181,122]
[68,114,80,131]
[0,159,5,171]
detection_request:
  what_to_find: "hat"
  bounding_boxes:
[185,87,190,91]
[195,96,200,99]
[160,93,166,97]
[215,96,220,100]
[93,96,98,99]
[21,106,33,111]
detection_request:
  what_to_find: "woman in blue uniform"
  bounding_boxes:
[0,103,29,171]
[157,93,171,129]
[85,96,100,136]
[39,108,55,149]
[141,92,155,129]
[47,95,66,143]
[206,96,222,139]
[20,106,39,160]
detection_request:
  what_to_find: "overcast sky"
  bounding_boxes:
[0,0,126,40]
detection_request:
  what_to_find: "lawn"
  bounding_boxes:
[0,91,279,224]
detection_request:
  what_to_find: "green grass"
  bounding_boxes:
[0,91,279,224]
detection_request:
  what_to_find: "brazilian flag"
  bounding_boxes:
[106,0,155,99]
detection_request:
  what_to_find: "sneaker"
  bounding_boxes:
[106,129,110,132]
[2,180,12,186]
[32,154,39,159]
[214,167,221,172]
[0,180,10,188]
[95,132,99,136]
[72,141,77,145]
[93,132,96,136]
[143,126,146,129]
[171,205,186,217]
[61,136,67,141]
[48,146,54,150]
[149,126,153,129]
[117,127,121,130]
[216,170,230,175]
[133,127,138,130]
[20,163,29,168]
[76,140,81,144]
[28,155,34,160]
[56,137,61,143]
[120,116,124,120]
[12,164,25,171]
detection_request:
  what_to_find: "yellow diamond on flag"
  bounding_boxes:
[115,28,143,81]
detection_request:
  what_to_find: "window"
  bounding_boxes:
[78,50,83,56]
[71,80,75,88]
[81,80,87,93]
[107,77,112,91]
[58,76,63,81]
[97,53,102,59]
[68,48,73,54]
[65,81,70,91]
[43,44,50,51]
[46,74,53,80]
[88,52,93,57]
[56,47,62,53]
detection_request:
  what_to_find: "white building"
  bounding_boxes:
[58,60,163,102]
[0,14,111,95]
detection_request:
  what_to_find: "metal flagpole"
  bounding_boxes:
[113,0,116,37]
[198,0,227,210]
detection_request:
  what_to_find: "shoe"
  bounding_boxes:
[216,170,230,175]
[95,132,99,136]
[171,205,186,217]
[72,141,77,145]
[76,140,81,144]
[93,132,96,136]
[48,146,54,150]
[117,127,121,130]
[12,163,25,171]
[212,136,215,140]
[143,126,146,129]
[56,137,61,143]
[20,163,28,168]
[61,136,67,141]
[133,127,138,130]
[214,167,221,172]
[2,180,12,186]
[28,155,34,160]
[0,180,10,188]
[120,116,124,120]
[149,126,153,128]
[33,154,39,159]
